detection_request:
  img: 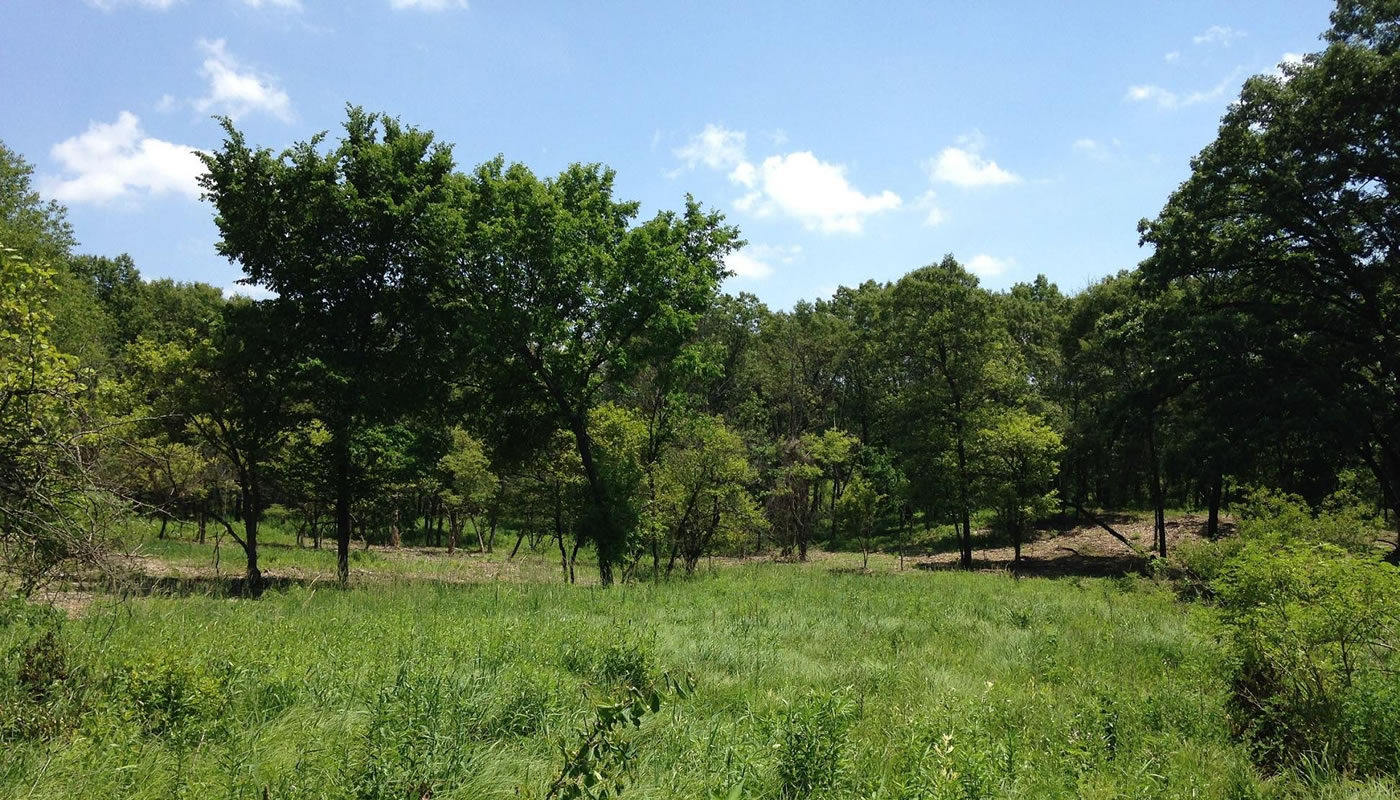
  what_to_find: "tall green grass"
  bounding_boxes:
[3,563,1391,798]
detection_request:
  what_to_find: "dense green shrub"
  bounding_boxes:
[774,691,852,799]
[1215,542,1400,774]
[0,598,82,741]
[118,654,229,741]
[1174,488,1386,594]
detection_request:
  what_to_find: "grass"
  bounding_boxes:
[9,551,1388,799]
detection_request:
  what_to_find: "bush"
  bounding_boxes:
[774,691,852,799]
[559,632,654,691]
[349,666,485,799]
[1214,542,1400,774]
[118,655,229,741]
[1172,487,1384,594]
[0,599,81,741]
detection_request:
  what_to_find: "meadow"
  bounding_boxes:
[7,534,1394,800]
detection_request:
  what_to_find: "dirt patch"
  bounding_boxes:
[914,512,1230,578]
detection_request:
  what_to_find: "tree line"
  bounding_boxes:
[2,0,1397,594]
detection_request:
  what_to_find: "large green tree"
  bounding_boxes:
[885,256,1005,569]
[199,107,463,583]
[1139,0,1400,558]
[452,158,740,584]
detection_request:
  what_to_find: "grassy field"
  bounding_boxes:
[5,513,1398,799]
[12,544,1398,800]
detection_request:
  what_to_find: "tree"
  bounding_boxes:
[885,256,1004,569]
[438,428,497,554]
[973,409,1063,567]
[837,471,883,570]
[1139,2,1400,559]
[199,107,463,584]
[453,158,740,585]
[134,300,292,590]
[651,412,762,575]
[0,244,110,593]
[806,428,858,545]
[0,142,74,267]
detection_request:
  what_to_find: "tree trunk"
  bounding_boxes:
[1146,409,1167,558]
[240,475,262,592]
[1206,469,1223,539]
[435,497,445,547]
[955,435,973,569]
[569,536,581,584]
[335,440,352,585]
[447,511,458,555]
[472,516,487,554]
[567,413,618,585]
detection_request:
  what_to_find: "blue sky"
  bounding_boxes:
[1,0,1334,309]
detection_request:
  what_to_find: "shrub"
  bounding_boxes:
[560,633,654,691]
[349,666,484,800]
[118,655,228,741]
[1172,487,1384,594]
[774,691,853,799]
[1214,542,1400,774]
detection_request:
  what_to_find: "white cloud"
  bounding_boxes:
[1125,72,1238,110]
[967,253,1014,278]
[724,243,801,281]
[87,0,180,10]
[725,252,772,279]
[155,93,177,112]
[390,0,467,10]
[675,124,747,171]
[1193,25,1245,46]
[195,38,293,122]
[928,133,1020,187]
[678,124,900,234]
[748,152,901,234]
[915,190,945,227]
[1072,137,1120,160]
[729,161,757,188]
[240,0,303,9]
[1164,51,1181,63]
[45,112,205,204]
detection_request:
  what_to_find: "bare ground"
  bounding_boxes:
[28,511,1228,615]
[914,511,1231,577]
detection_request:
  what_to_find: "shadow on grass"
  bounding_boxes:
[107,572,322,599]
[914,551,1148,579]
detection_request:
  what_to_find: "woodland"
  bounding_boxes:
[2,2,1400,798]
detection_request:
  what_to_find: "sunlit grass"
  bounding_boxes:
[4,558,1352,799]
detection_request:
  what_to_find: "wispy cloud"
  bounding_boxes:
[968,253,1014,278]
[194,38,293,122]
[389,0,467,10]
[1125,70,1241,110]
[1193,25,1245,46]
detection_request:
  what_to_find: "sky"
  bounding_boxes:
[0,0,1336,310]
